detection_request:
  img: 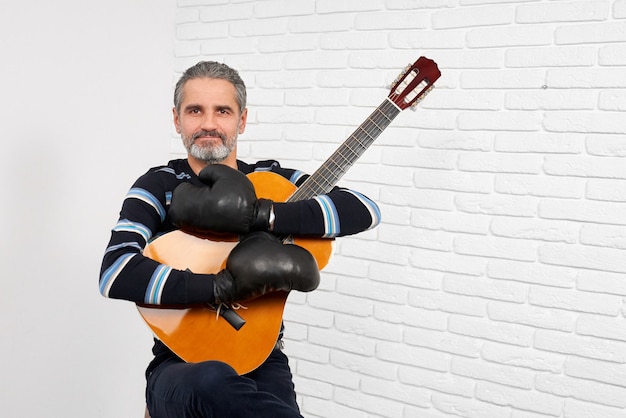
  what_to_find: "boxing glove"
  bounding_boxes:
[169,164,273,235]
[213,231,320,305]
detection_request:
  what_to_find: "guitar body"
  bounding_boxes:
[137,171,333,375]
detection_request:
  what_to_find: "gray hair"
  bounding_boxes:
[173,61,247,114]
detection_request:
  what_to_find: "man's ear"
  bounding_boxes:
[173,107,181,134]
[239,108,248,134]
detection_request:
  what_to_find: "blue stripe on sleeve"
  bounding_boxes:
[99,253,135,297]
[127,188,166,222]
[145,264,172,304]
[313,195,340,238]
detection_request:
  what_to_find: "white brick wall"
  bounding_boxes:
[173,1,626,417]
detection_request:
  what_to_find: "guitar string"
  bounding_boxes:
[289,98,400,202]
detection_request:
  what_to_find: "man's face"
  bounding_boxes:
[173,77,247,164]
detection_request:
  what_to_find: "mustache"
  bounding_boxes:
[191,130,227,142]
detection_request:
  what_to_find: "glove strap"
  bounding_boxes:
[251,199,273,231]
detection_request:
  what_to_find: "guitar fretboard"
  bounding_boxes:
[289,98,401,202]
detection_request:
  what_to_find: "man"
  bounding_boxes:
[100,61,381,417]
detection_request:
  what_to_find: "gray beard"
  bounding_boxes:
[183,129,237,164]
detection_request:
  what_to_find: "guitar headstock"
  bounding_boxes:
[388,56,441,110]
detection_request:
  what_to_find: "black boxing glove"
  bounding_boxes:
[213,231,320,305]
[169,164,273,235]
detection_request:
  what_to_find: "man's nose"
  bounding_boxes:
[200,113,218,131]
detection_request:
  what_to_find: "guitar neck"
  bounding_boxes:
[289,98,401,202]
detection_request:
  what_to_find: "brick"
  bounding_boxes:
[383,147,456,169]
[506,46,596,68]
[467,24,553,48]
[599,89,626,110]
[307,289,374,317]
[379,224,455,251]
[529,285,621,315]
[454,234,539,262]
[491,215,579,243]
[199,3,253,22]
[487,258,577,288]
[412,168,493,193]
[448,314,534,346]
[543,155,626,179]
[287,14,353,33]
[374,303,448,330]
[547,68,626,89]
[565,356,626,387]
[256,33,318,53]
[475,381,564,416]
[539,242,626,274]
[330,350,398,381]
[576,314,626,342]
[516,1,610,23]
[377,340,452,371]
[229,18,288,37]
[298,359,361,389]
[615,0,626,17]
[316,0,384,14]
[556,21,626,44]
[456,193,538,217]
[451,356,535,389]
[398,364,476,397]
[431,392,514,417]
[534,330,626,364]
[410,247,489,276]
[253,0,315,18]
[419,130,493,151]
[319,31,388,50]
[599,43,626,65]
[586,178,626,203]
[283,339,331,364]
[494,132,584,154]
[354,11,429,30]
[389,29,466,49]
[309,326,376,356]
[505,89,596,110]
[458,110,543,131]
[379,186,455,211]
[488,301,575,332]
[563,398,626,418]
[404,326,483,357]
[200,37,256,54]
[432,5,514,29]
[586,134,626,157]
[302,396,367,418]
[387,0,456,9]
[408,287,487,316]
[540,198,626,226]
[461,69,545,89]
[410,208,491,235]
[458,152,543,174]
[361,375,432,407]
[495,174,584,199]
[425,89,503,110]
[535,372,626,408]
[335,312,403,342]
[576,269,626,296]
[445,274,528,302]
[481,342,565,373]
[336,275,409,304]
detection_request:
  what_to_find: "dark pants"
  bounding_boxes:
[146,349,303,418]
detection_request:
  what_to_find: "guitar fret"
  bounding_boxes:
[288,98,400,202]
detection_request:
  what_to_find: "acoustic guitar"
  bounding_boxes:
[137,57,441,374]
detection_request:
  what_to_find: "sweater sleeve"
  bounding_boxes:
[241,160,381,238]
[99,165,216,306]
